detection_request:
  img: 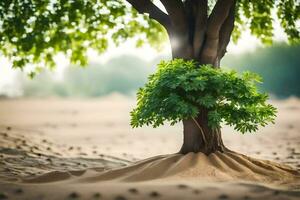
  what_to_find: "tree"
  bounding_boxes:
[130,60,277,154]
[0,0,299,154]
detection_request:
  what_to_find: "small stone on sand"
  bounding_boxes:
[14,188,23,194]
[177,184,188,189]
[149,191,160,198]
[69,192,79,198]
[115,195,127,200]
[93,192,101,198]
[219,194,229,199]
[128,188,138,194]
[193,189,201,194]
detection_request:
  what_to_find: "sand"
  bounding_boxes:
[0,95,299,199]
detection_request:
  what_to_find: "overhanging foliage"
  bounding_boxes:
[0,0,166,74]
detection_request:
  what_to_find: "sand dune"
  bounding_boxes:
[1,153,299,200]
[23,151,299,187]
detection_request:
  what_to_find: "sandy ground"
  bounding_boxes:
[0,94,299,199]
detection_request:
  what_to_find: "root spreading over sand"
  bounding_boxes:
[23,151,300,189]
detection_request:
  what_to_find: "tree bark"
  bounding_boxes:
[179,109,226,155]
[175,0,235,154]
[176,40,228,155]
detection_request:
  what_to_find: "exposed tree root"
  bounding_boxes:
[72,151,300,189]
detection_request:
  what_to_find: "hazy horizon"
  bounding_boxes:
[0,42,298,99]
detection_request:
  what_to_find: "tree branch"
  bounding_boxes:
[189,0,208,57]
[184,0,208,57]
[159,0,187,32]
[126,0,171,29]
[206,0,234,38]
[200,0,234,66]
[158,0,191,59]
[217,1,236,60]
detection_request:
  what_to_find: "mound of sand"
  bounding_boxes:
[23,151,299,188]
[0,151,291,200]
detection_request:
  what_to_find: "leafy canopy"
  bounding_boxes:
[131,59,277,133]
[0,0,166,74]
[234,0,299,44]
[0,0,299,73]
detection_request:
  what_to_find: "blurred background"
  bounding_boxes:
[0,42,299,99]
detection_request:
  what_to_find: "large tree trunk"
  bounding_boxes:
[176,42,227,154]
[171,33,228,154]
[168,0,236,155]
[179,110,226,155]
[176,40,227,154]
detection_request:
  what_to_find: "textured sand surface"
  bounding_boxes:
[0,95,299,199]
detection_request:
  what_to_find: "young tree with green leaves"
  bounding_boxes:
[130,60,277,154]
[0,0,299,154]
